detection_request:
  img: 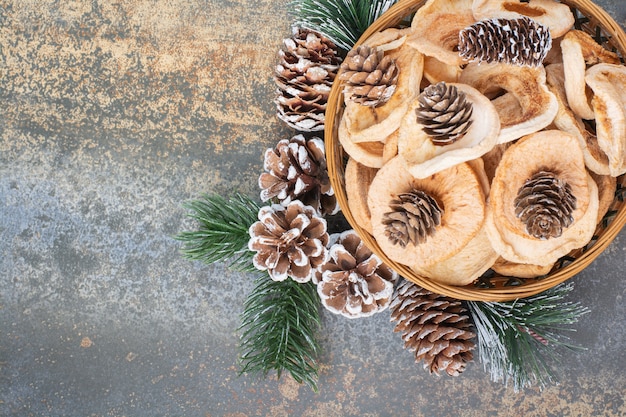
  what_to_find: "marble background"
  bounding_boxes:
[1,1,625,416]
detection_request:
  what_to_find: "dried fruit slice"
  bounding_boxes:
[398,82,500,178]
[545,63,610,175]
[561,30,621,120]
[491,257,554,278]
[338,113,387,168]
[423,56,462,84]
[585,63,626,177]
[407,0,475,66]
[345,158,378,234]
[412,222,498,286]
[589,171,617,224]
[471,0,574,38]
[486,130,599,266]
[342,29,424,144]
[459,62,557,143]
[368,157,486,271]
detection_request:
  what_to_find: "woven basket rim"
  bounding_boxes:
[325,0,626,301]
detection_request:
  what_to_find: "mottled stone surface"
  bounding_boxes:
[1,1,625,416]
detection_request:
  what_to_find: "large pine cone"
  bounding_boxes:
[339,45,399,107]
[514,170,577,239]
[390,280,475,376]
[248,201,329,283]
[416,82,474,145]
[316,230,397,318]
[258,134,338,216]
[382,190,443,247]
[275,27,342,132]
[459,17,552,67]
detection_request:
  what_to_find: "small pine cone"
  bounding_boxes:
[459,17,552,67]
[390,280,475,377]
[382,190,443,247]
[339,45,399,107]
[316,230,397,318]
[275,27,342,132]
[514,170,577,240]
[248,201,329,283]
[258,134,339,216]
[416,82,474,145]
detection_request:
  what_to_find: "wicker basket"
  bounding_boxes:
[325,0,626,301]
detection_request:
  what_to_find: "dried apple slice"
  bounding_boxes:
[407,0,475,66]
[486,130,599,266]
[345,158,378,234]
[368,157,486,271]
[585,63,626,177]
[459,62,558,143]
[471,0,574,38]
[561,30,621,120]
[398,82,500,178]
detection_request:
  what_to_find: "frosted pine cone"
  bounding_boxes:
[275,27,342,132]
[248,201,329,283]
[390,280,475,376]
[459,17,551,67]
[316,230,397,318]
[258,134,338,216]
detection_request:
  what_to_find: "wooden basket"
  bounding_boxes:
[325,0,626,301]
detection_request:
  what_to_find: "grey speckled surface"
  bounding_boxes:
[1,1,626,416]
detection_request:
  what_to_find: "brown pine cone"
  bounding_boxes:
[415,82,474,145]
[275,27,342,132]
[459,17,552,67]
[258,134,338,216]
[514,170,577,239]
[382,190,443,247]
[390,280,475,376]
[316,230,397,318]
[339,45,399,107]
[248,201,329,283]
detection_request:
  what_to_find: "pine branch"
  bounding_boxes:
[239,274,322,391]
[176,193,260,272]
[290,0,400,52]
[466,283,589,392]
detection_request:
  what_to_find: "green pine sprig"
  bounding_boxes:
[467,283,589,392]
[239,275,322,391]
[290,0,400,52]
[176,193,260,272]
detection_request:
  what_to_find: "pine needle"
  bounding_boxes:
[466,283,589,392]
[176,193,260,272]
[290,0,400,52]
[238,275,322,391]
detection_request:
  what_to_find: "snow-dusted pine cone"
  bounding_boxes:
[275,27,342,132]
[390,280,475,376]
[248,201,329,283]
[459,17,551,67]
[316,230,397,318]
[258,134,338,216]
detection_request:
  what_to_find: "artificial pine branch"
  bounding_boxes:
[467,282,589,392]
[290,0,400,52]
[176,193,260,272]
[238,274,322,391]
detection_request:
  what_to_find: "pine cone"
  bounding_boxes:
[248,201,329,283]
[316,230,397,318]
[459,17,552,67]
[514,170,577,240]
[390,280,475,376]
[258,134,338,216]
[275,27,342,132]
[339,45,399,107]
[415,82,474,145]
[382,191,443,247]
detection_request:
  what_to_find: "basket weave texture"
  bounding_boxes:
[325,0,626,301]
